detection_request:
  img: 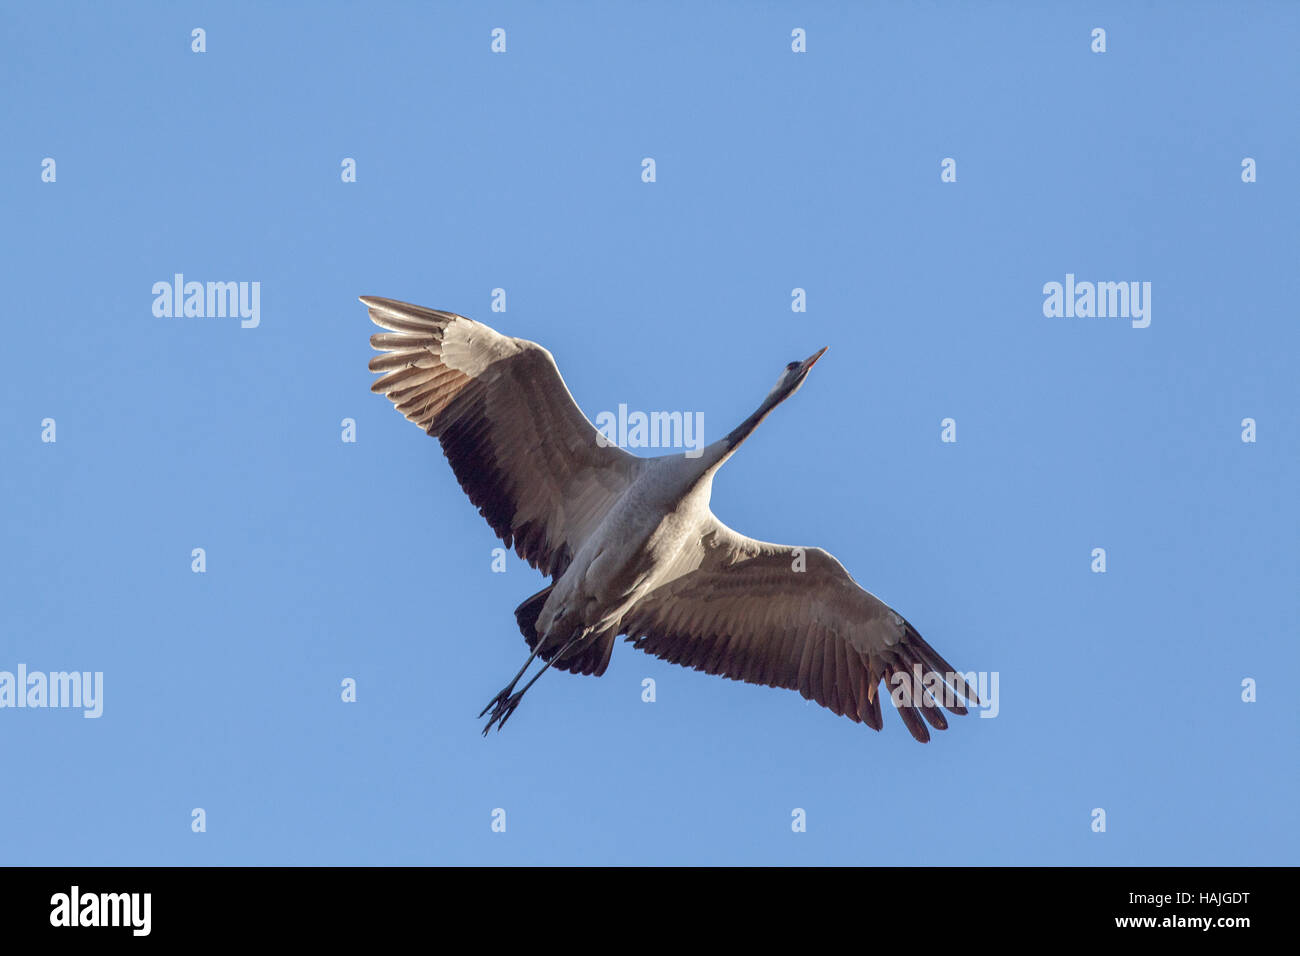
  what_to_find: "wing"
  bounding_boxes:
[618,516,978,742]
[364,296,641,577]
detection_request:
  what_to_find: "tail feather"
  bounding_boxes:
[513,585,614,677]
[514,586,553,649]
[556,630,615,677]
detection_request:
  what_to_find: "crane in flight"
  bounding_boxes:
[364,297,978,740]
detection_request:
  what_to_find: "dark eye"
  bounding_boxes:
[786,361,800,371]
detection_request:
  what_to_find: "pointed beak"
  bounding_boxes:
[803,346,829,370]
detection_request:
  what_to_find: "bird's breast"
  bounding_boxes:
[547,461,713,635]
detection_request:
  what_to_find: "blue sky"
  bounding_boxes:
[1,1,1296,865]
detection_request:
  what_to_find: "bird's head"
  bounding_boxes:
[767,346,829,405]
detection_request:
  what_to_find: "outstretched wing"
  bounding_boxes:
[618,516,978,742]
[364,296,641,578]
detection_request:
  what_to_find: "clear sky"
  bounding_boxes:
[1,1,1296,865]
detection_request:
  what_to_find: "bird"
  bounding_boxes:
[364,296,979,741]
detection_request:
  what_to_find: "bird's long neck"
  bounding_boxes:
[699,389,786,476]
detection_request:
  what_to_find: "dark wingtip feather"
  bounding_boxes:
[904,621,981,708]
[895,702,932,743]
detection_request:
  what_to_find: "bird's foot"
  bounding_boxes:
[480,690,524,735]
[478,685,513,720]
